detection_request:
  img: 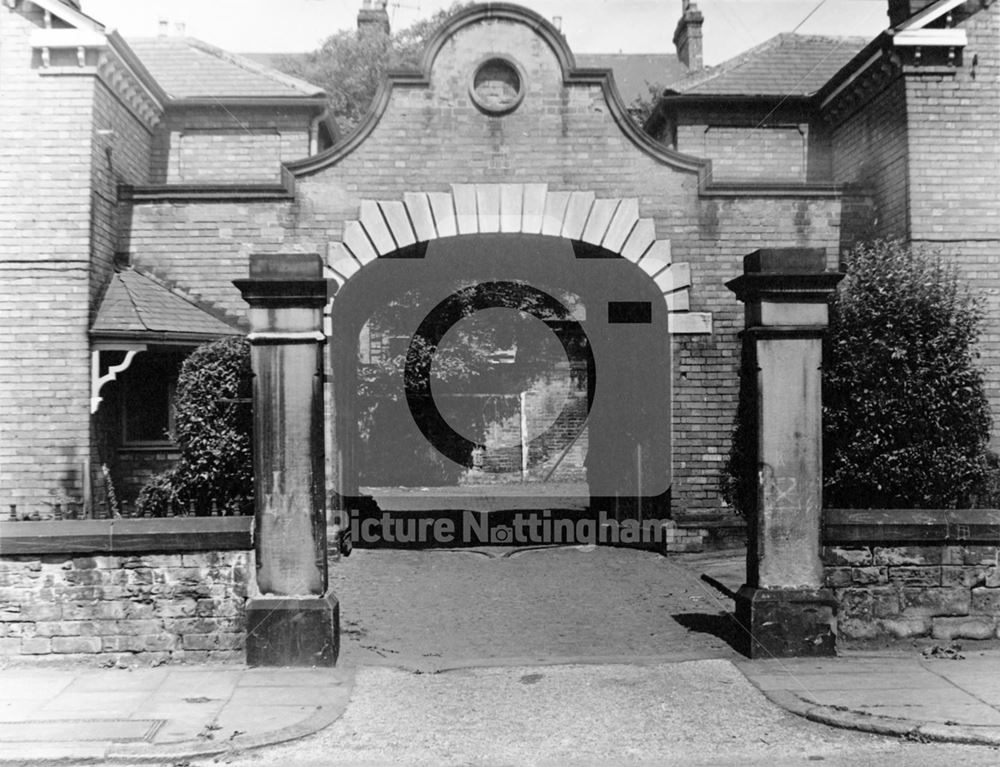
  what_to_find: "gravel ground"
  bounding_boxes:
[329,546,744,669]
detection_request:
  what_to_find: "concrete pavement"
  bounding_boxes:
[6,655,1000,765]
[0,663,352,763]
[4,547,1000,763]
[740,649,1000,746]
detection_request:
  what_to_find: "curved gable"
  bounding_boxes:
[286,3,706,177]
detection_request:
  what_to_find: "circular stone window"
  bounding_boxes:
[470,57,525,116]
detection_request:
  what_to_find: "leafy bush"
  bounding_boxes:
[136,337,253,516]
[824,240,991,508]
[724,239,992,512]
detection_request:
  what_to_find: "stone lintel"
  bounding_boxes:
[736,585,836,658]
[246,593,340,667]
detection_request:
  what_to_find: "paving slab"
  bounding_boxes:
[738,650,1000,745]
[0,663,354,763]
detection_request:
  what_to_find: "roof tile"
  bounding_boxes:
[126,37,325,100]
[667,34,869,97]
[92,269,241,339]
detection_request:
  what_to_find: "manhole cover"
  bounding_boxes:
[0,719,164,742]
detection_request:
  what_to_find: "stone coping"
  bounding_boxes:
[823,508,1000,544]
[0,517,252,556]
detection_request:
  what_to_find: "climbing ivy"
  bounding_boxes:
[135,337,253,516]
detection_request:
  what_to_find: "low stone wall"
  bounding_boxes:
[0,518,252,661]
[823,509,1000,641]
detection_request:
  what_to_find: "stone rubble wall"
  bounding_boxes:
[824,544,1000,641]
[0,550,251,661]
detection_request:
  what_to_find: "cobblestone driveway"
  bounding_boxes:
[330,546,745,669]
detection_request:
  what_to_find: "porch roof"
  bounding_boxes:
[91,268,242,343]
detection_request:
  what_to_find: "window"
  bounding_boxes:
[122,351,188,445]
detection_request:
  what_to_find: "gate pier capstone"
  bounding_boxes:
[726,249,842,658]
[234,254,339,666]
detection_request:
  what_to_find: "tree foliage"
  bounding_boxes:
[274,3,470,133]
[136,337,253,516]
[823,240,991,508]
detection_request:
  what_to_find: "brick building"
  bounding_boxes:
[1,0,997,536]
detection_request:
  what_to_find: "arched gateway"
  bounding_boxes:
[232,4,842,665]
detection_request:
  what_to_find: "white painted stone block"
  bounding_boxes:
[521,183,548,234]
[428,192,457,238]
[620,218,656,262]
[500,184,524,233]
[380,200,416,249]
[343,221,377,265]
[561,191,595,240]
[603,198,639,252]
[476,184,501,233]
[452,184,479,235]
[359,200,395,255]
[581,198,620,246]
[404,192,436,242]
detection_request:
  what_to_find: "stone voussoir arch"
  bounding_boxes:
[326,183,712,334]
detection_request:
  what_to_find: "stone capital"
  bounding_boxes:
[726,248,843,329]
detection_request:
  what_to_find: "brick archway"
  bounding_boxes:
[326,183,708,331]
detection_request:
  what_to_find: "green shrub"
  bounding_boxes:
[136,337,253,516]
[824,240,991,508]
[723,239,992,513]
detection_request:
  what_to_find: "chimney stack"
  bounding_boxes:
[887,1,941,27]
[357,0,391,37]
[673,0,704,71]
[158,19,169,38]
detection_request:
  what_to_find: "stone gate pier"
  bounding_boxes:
[235,254,339,666]
[727,249,843,658]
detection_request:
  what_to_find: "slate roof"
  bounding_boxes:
[576,53,689,105]
[91,269,241,340]
[665,33,869,98]
[126,37,325,100]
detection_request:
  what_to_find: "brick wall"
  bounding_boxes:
[124,16,849,522]
[904,3,1000,442]
[831,75,909,239]
[89,78,153,309]
[679,124,809,182]
[0,550,249,661]
[675,104,830,183]
[150,106,311,183]
[0,5,96,517]
[672,195,842,519]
